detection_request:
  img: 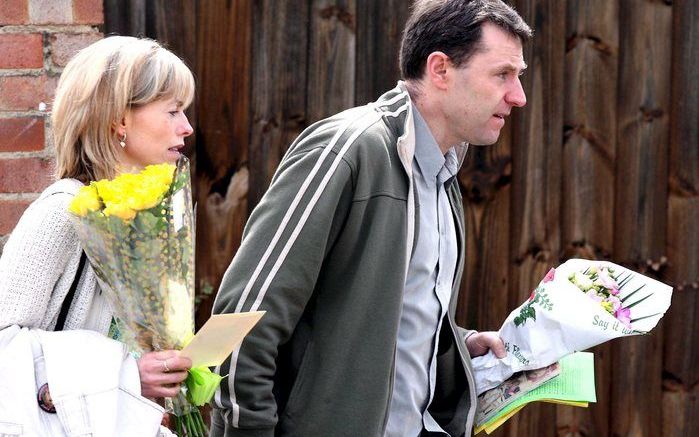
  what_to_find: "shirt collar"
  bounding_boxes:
[412,104,465,185]
[412,103,446,180]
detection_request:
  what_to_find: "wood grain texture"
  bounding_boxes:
[612,1,672,436]
[248,0,310,207]
[193,0,253,324]
[103,0,146,36]
[307,0,357,122]
[354,0,409,104]
[663,0,699,434]
[562,0,618,260]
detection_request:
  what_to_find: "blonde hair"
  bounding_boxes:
[52,36,195,182]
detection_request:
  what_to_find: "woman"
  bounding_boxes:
[0,36,195,433]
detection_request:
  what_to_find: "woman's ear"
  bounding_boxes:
[114,117,127,137]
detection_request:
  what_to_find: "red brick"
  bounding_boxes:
[0,199,33,235]
[0,0,28,25]
[0,117,45,152]
[73,0,103,24]
[28,0,71,24]
[0,33,43,69]
[0,75,58,111]
[50,32,102,67]
[0,158,54,193]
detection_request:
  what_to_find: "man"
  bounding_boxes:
[211,1,531,435]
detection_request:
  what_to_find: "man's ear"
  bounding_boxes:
[424,51,451,91]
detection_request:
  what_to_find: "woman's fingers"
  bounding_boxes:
[137,350,193,399]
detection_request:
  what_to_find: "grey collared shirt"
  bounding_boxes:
[385,105,461,437]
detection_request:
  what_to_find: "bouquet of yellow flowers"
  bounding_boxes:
[69,157,219,436]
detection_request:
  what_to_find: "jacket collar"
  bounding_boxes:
[372,81,469,178]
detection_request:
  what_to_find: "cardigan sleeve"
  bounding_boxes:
[0,192,82,330]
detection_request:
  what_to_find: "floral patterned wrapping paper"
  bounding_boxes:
[471,259,673,395]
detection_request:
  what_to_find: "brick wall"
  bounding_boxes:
[0,0,103,252]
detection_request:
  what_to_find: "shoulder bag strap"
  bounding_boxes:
[54,251,87,331]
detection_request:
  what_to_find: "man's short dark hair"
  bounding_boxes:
[400,0,533,79]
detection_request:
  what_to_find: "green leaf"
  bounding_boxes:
[617,273,634,289]
[620,284,646,303]
[624,292,654,310]
[630,312,662,324]
[185,366,224,406]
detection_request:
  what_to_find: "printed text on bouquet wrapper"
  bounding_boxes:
[504,342,530,366]
[592,315,633,334]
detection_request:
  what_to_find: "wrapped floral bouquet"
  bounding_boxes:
[69,157,219,436]
[471,259,673,395]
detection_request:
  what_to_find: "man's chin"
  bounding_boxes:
[469,137,500,146]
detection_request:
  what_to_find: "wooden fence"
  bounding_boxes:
[104,1,697,435]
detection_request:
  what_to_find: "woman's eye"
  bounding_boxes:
[169,111,178,116]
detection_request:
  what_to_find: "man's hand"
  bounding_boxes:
[466,331,506,358]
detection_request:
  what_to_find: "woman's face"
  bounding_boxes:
[118,97,193,170]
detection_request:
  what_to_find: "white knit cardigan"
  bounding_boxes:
[0,179,113,333]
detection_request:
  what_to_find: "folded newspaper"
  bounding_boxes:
[474,351,597,434]
[472,259,673,394]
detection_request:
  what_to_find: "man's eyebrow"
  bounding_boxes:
[493,62,527,72]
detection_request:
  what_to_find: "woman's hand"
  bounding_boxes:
[137,350,192,399]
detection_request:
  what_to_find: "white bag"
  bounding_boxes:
[0,325,170,436]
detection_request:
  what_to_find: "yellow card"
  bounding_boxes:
[474,405,526,435]
[180,312,265,367]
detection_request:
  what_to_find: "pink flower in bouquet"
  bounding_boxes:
[528,290,536,302]
[586,290,603,302]
[608,295,622,311]
[596,268,619,290]
[543,268,555,283]
[615,306,631,328]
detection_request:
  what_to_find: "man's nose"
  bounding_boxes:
[506,78,527,107]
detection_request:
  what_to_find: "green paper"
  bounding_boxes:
[185,366,224,406]
[478,352,597,431]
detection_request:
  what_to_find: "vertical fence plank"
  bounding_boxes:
[248,0,310,207]
[501,1,566,436]
[612,1,672,436]
[354,0,409,104]
[307,0,356,121]
[193,0,253,323]
[561,1,619,435]
[664,0,699,434]
[457,128,513,332]
[103,0,147,36]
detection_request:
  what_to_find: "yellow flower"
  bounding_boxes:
[68,185,101,217]
[92,164,176,218]
[103,202,136,221]
[600,300,615,315]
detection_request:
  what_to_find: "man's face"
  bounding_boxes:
[442,22,527,146]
